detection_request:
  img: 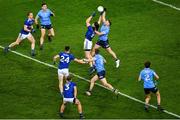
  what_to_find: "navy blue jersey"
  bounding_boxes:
[20,18,34,35]
[58,52,75,69]
[85,26,95,41]
[63,81,76,98]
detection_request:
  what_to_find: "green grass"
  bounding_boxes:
[0,0,180,118]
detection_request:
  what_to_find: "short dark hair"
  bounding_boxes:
[65,46,70,51]
[67,75,73,81]
[144,61,151,68]
[27,12,32,16]
[95,49,100,54]
[94,22,99,30]
[42,3,47,6]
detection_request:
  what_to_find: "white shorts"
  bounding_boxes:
[83,38,92,51]
[18,33,31,40]
[58,69,69,78]
[63,98,75,103]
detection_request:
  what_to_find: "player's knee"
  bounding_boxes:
[146,95,151,99]
[15,41,20,45]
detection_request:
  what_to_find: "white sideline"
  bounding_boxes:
[0,45,180,118]
[152,0,180,11]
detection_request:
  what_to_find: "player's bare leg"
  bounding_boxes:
[86,75,99,96]
[4,38,22,53]
[59,101,66,118]
[106,47,120,68]
[156,91,164,111]
[75,99,84,119]
[27,34,36,56]
[145,94,151,111]
[85,51,94,75]
[91,44,101,57]
[48,28,55,42]
[58,75,64,96]
[100,78,119,94]
[40,28,46,50]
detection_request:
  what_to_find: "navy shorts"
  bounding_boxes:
[96,40,110,49]
[41,24,52,30]
[97,70,106,80]
[144,87,158,95]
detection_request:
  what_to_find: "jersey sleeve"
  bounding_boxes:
[73,82,77,87]
[87,26,93,31]
[24,20,29,26]
[59,52,62,57]
[152,70,156,76]
[70,54,75,61]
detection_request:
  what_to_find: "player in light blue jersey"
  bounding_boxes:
[138,61,164,112]
[53,46,87,96]
[4,12,36,56]
[35,3,55,50]
[91,9,120,68]
[59,75,84,119]
[83,12,99,74]
[86,49,119,96]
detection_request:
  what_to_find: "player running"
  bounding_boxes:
[91,9,120,68]
[35,3,55,50]
[59,75,85,119]
[138,61,164,112]
[53,46,87,96]
[4,12,36,56]
[84,12,99,74]
[86,49,119,96]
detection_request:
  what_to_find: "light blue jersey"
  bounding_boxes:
[99,23,110,41]
[140,68,156,88]
[36,9,53,25]
[94,54,105,73]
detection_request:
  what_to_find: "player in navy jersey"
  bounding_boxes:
[85,49,119,96]
[83,12,99,73]
[4,12,36,56]
[138,61,164,112]
[91,9,120,68]
[53,46,87,96]
[35,3,55,50]
[59,75,84,119]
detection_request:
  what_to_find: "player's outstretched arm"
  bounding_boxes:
[74,58,87,64]
[35,15,39,25]
[98,15,102,25]
[101,11,106,23]
[86,12,96,27]
[53,55,59,64]
[154,72,159,80]
[138,75,141,81]
[94,30,104,36]
[74,86,77,98]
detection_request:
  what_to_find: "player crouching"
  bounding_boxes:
[4,12,36,56]
[59,75,85,119]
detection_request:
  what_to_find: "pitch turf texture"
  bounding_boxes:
[0,0,180,119]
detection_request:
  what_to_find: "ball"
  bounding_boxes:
[97,6,104,12]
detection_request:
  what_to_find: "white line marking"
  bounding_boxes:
[0,45,180,118]
[152,0,180,11]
